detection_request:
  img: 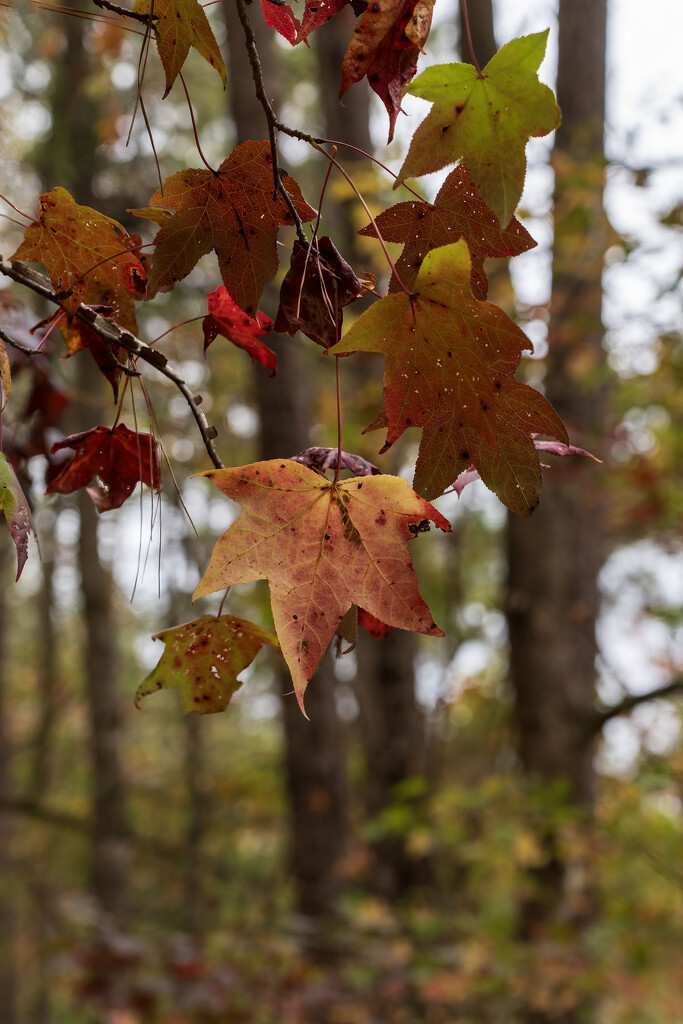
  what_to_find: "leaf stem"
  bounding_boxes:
[460,0,483,76]
[314,143,411,296]
[179,71,215,173]
[321,140,425,201]
[332,355,343,487]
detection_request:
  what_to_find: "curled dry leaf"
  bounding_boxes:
[275,236,364,349]
[0,452,38,580]
[193,459,449,712]
[143,141,316,315]
[135,614,279,714]
[340,0,435,144]
[290,447,381,477]
[46,424,161,512]
[11,187,146,315]
[133,0,227,98]
[203,286,276,373]
[331,240,568,515]
[360,164,535,300]
[396,31,561,227]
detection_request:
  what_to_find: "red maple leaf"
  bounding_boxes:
[203,286,276,373]
[261,0,300,44]
[340,0,435,143]
[360,165,535,300]
[143,141,316,315]
[46,424,161,512]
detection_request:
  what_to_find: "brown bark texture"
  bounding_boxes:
[34,8,131,920]
[225,4,350,920]
[505,1,609,1017]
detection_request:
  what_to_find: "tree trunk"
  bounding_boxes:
[506,0,608,1019]
[35,7,131,920]
[0,552,18,1023]
[225,4,350,921]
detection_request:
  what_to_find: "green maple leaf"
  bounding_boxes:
[135,614,278,714]
[396,31,561,227]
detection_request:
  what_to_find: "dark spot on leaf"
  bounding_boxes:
[293,614,298,620]
[460,449,469,460]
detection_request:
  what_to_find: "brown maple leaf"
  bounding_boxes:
[133,0,227,98]
[143,141,316,315]
[331,240,568,514]
[275,236,363,349]
[135,614,279,714]
[360,164,535,300]
[46,424,161,512]
[193,459,449,711]
[11,188,146,316]
[340,0,435,144]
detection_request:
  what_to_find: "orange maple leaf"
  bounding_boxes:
[193,459,449,712]
[11,188,146,316]
[133,0,227,98]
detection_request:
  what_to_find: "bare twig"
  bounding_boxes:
[0,257,224,469]
[589,677,683,735]
[234,0,316,242]
[92,0,157,25]
[0,325,140,378]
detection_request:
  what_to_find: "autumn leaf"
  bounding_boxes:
[46,424,161,512]
[358,607,394,638]
[32,301,127,402]
[274,236,363,349]
[143,141,316,314]
[133,0,227,98]
[290,447,380,477]
[0,336,10,410]
[11,187,146,316]
[0,452,37,580]
[360,164,535,299]
[396,31,561,227]
[261,0,299,45]
[297,0,350,43]
[193,459,449,711]
[330,240,568,513]
[203,286,276,373]
[135,614,279,714]
[340,0,435,144]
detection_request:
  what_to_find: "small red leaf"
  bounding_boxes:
[46,424,161,512]
[358,608,394,638]
[261,0,299,44]
[203,286,276,373]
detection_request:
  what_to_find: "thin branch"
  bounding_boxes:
[234,0,312,242]
[589,677,683,735]
[92,0,157,25]
[0,257,224,469]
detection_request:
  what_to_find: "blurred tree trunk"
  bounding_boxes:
[0,552,18,1023]
[317,13,429,898]
[28,532,58,802]
[33,8,130,922]
[458,0,496,64]
[506,0,608,1018]
[225,5,350,921]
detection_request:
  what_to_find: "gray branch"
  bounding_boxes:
[0,256,224,470]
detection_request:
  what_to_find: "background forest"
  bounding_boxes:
[1,0,682,1022]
